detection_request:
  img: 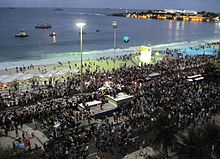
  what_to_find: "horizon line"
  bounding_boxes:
[0,7,216,13]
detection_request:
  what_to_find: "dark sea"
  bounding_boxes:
[0,8,220,69]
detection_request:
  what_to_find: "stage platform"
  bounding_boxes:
[78,100,117,118]
[91,103,117,118]
[78,100,102,110]
[107,92,134,106]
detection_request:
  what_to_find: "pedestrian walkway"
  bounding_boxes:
[123,147,156,159]
[214,114,220,125]
[123,114,220,159]
[0,124,48,149]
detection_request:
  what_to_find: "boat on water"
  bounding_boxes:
[96,29,100,32]
[50,32,56,36]
[35,23,52,29]
[6,7,15,9]
[15,31,29,37]
[54,8,63,11]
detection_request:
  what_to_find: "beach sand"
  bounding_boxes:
[0,55,140,92]
[0,41,218,87]
[0,58,136,76]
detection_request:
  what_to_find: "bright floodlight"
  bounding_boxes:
[76,22,86,28]
[112,21,118,29]
[140,45,152,63]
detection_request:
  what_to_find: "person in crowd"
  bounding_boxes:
[0,43,219,158]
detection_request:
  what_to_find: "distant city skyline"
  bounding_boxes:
[0,0,219,12]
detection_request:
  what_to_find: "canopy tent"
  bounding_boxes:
[187,74,202,79]
[16,74,35,81]
[1,73,24,83]
[187,79,194,82]
[0,69,79,85]
[0,75,10,82]
[55,69,71,75]
[148,72,160,78]
[68,69,79,74]
[186,74,204,82]
[36,70,58,78]
[194,77,204,81]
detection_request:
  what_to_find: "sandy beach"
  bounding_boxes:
[0,56,135,76]
[0,41,218,93]
[0,53,141,93]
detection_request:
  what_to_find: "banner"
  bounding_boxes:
[140,45,152,63]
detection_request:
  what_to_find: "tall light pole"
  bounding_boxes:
[76,22,86,95]
[112,21,118,69]
[218,40,220,58]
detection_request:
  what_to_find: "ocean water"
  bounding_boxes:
[0,8,220,70]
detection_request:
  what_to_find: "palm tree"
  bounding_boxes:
[204,61,220,81]
[214,141,220,159]
[175,127,210,159]
[149,111,177,159]
[174,123,220,159]
[201,123,220,159]
[0,147,12,159]
[150,151,166,159]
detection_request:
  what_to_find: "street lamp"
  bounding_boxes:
[76,22,86,94]
[218,40,220,58]
[112,21,118,68]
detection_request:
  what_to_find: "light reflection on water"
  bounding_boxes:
[214,22,220,34]
[0,8,219,69]
[52,36,56,43]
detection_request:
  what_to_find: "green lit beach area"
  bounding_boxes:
[0,48,164,92]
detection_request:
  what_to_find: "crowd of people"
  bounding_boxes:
[0,43,220,158]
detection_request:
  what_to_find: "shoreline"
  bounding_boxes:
[0,54,138,90]
[0,39,219,73]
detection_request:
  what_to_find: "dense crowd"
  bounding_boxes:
[0,44,220,158]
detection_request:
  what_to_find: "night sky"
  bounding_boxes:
[0,0,219,12]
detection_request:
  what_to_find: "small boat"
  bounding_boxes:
[50,32,56,36]
[54,8,63,11]
[15,31,29,37]
[96,29,100,32]
[35,23,52,29]
[6,7,15,9]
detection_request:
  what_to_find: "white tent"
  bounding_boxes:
[55,69,71,75]
[0,75,10,82]
[36,70,58,78]
[69,69,79,74]
[1,73,24,83]
[148,72,160,77]
[187,74,201,79]
[17,74,35,81]
[194,77,204,81]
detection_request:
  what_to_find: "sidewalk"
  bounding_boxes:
[123,114,220,159]
[0,116,114,150]
[0,124,48,149]
[123,147,156,159]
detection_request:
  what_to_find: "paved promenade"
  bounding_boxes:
[0,124,48,149]
[122,114,220,159]
[123,147,155,159]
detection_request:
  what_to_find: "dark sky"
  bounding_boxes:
[0,0,219,12]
